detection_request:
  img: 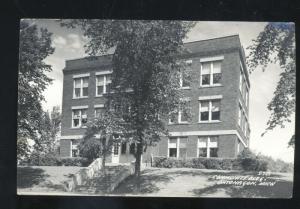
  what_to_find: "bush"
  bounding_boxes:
[237,149,268,171]
[153,157,235,170]
[152,148,293,172]
[24,153,91,167]
[59,157,91,167]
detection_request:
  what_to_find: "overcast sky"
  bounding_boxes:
[30,19,295,163]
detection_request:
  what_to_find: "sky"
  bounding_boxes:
[30,19,295,163]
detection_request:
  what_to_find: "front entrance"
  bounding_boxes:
[111,143,120,163]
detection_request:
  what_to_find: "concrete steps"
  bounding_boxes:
[74,164,135,194]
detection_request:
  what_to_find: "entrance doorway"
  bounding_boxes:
[111,143,120,163]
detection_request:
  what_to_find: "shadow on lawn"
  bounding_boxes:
[159,169,286,179]
[191,174,293,198]
[17,167,49,188]
[113,169,174,194]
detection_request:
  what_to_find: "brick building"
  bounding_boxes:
[59,35,250,163]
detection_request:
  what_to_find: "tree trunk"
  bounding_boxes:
[134,142,143,177]
[102,152,106,168]
[101,137,107,174]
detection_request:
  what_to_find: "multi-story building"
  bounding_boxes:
[59,35,250,163]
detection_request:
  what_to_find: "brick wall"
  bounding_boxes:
[60,35,249,160]
[218,135,237,158]
[61,68,108,136]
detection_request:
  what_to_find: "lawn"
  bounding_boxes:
[17,166,83,195]
[17,166,293,198]
[112,167,293,198]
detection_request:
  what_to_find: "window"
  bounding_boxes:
[179,137,188,158]
[245,88,249,107]
[244,117,247,136]
[71,140,79,157]
[96,74,111,96]
[239,67,249,108]
[169,112,178,124]
[121,142,127,154]
[212,61,222,84]
[168,137,188,158]
[72,109,88,128]
[239,68,243,92]
[178,102,190,123]
[113,143,119,155]
[198,136,218,158]
[200,61,222,86]
[168,138,177,157]
[241,114,244,132]
[129,143,136,155]
[247,126,250,139]
[180,60,192,89]
[211,100,220,120]
[201,62,211,86]
[238,104,242,126]
[243,83,247,103]
[73,77,89,98]
[199,100,221,122]
[169,100,190,124]
[95,107,104,118]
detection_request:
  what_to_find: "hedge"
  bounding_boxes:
[23,154,92,167]
[152,156,268,171]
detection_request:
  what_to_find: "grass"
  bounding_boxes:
[17,166,293,198]
[17,166,83,194]
[112,167,293,198]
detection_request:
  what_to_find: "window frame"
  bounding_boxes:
[72,108,88,128]
[239,63,250,108]
[168,137,188,158]
[71,140,79,157]
[94,104,104,118]
[179,60,192,89]
[200,59,223,87]
[199,99,221,123]
[73,76,89,99]
[197,136,219,158]
[169,98,191,124]
[96,72,112,97]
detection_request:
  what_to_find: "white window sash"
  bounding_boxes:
[73,77,89,98]
[199,100,220,122]
[197,136,218,158]
[200,60,222,87]
[72,109,88,128]
[96,75,110,96]
[169,137,187,158]
[72,109,81,128]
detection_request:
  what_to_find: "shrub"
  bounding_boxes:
[24,153,91,167]
[60,157,91,167]
[237,149,268,171]
[153,157,235,170]
[78,137,103,161]
[152,149,293,173]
